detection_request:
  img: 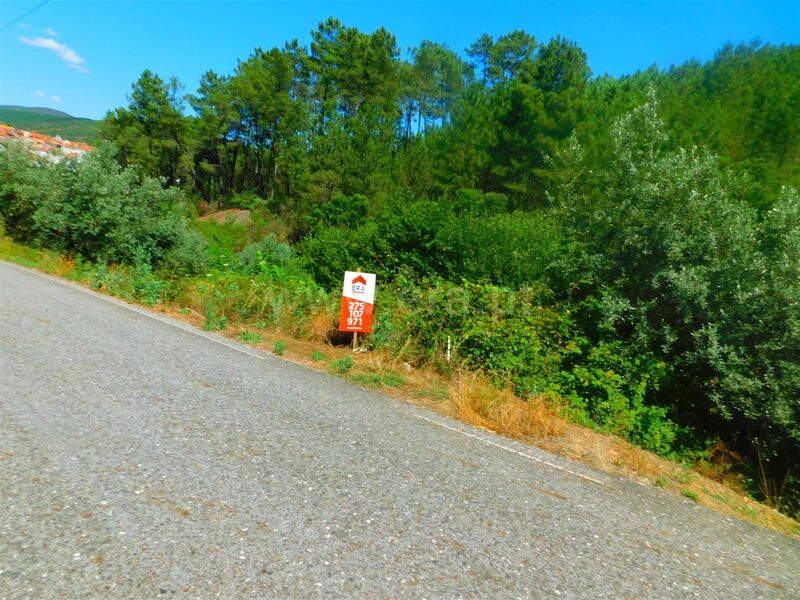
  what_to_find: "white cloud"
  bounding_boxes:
[43,27,59,37]
[50,96,62,103]
[19,23,31,30]
[19,36,89,74]
[35,90,47,97]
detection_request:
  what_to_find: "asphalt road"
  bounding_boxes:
[1,260,798,599]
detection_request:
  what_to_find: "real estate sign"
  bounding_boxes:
[339,271,376,333]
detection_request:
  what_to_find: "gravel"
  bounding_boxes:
[1,260,798,599]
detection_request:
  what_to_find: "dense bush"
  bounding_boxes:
[551,98,800,505]
[238,233,294,274]
[0,143,205,272]
[300,191,564,290]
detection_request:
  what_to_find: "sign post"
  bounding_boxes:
[338,270,376,350]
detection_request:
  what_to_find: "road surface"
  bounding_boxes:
[1,261,798,598]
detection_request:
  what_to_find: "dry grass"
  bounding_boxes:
[307,305,337,341]
[449,371,565,440]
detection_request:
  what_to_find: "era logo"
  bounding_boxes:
[351,275,367,294]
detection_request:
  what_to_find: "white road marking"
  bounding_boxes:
[413,413,612,488]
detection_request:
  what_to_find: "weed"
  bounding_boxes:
[416,387,449,401]
[757,447,790,513]
[273,340,286,356]
[382,373,405,387]
[203,305,227,331]
[350,371,405,388]
[254,320,267,329]
[351,373,383,387]
[682,489,699,502]
[311,351,326,362]
[334,355,353,374]
[655,477,667,488]
[241,331,264,344]
[178,307,192,315]
[738,504,758,519]
[674,470,693,485]
[134,276,165,305]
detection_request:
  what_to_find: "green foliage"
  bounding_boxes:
[203,304,228,331]
[194,219,248,266]
[551,96,800,506]
[350,372,406,388]
[368,312,392,350]
[176,266,329,338]
[0,143,199,271]
[306,193,368,232]
[300,192,563,290]
[230,191,264,210]
[85,261,166,305]
[99,70,190,186]
[333,355,353,374]
[681,489,699,502]
[238,233,294,274]
[381,373,405,387]
[158,228,209,276]
[558,340,675,454]
[311,351,326,361]
[273,340,286,355]
[241,331,264,343]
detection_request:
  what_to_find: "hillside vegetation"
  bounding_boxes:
[1,22,798,519]
[0,105,99,143]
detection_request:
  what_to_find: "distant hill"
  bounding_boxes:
[0,106,99,143]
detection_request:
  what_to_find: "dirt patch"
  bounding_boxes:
[197,209,251,225]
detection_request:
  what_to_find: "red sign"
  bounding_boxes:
[338,271,376,333]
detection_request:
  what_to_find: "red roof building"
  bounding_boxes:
[0,123,93,160]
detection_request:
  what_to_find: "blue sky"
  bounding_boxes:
[1,0,797,120]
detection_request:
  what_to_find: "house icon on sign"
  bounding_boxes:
[351,275,367,294]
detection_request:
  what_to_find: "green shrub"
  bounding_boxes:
[305,193,368,231]
[159,228,209,276]
[230,190,263,210]
[241,331,264,343]
[273,340,286,355]
[681,489,699,502]
[334,355,353,374]
[0,142,193,269]
[551,97,800,506]
[193,221,241,268]
[238,233,294,274]
[203,304,227,331]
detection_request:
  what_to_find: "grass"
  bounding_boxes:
[240,331,264,343]
[450,371,565,440]
[202,306,227,331]
[351,372,406,388]
[333,355,353,374]
[682,489,700,502]
[2,235,798,538]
